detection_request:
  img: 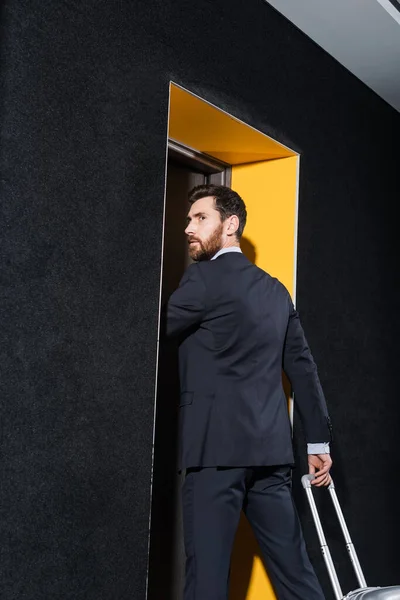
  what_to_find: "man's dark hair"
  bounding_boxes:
[188,184,247,239]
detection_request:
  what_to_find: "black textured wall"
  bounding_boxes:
[1,1,399,599]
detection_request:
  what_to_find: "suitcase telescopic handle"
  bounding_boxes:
[301,474,367,595]
[301,474,343,600]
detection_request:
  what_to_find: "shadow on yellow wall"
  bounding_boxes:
[240,237,257,264]
[229,514,277,599]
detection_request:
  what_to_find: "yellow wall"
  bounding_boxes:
[167,81,299,600]
[228,157,299,600]
[231,158,298,297]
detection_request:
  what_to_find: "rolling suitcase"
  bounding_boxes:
[301,474,400,599]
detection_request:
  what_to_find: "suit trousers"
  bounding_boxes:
[182,465,325,600]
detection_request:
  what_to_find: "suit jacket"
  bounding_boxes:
[165,252,332,470]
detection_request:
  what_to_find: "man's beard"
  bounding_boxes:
[188,223,224,262]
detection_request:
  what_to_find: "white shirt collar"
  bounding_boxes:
[211,247,242,260]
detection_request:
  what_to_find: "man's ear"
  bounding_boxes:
[227,215,240,236]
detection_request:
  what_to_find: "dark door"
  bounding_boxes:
[147,148,229,600]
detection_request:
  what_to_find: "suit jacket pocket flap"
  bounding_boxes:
[180,392,194,407]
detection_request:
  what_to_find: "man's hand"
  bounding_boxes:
[308,453,332,486]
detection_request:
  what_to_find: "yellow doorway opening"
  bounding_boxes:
[167,82,299,600]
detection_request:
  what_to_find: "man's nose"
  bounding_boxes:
[185,223,194,236]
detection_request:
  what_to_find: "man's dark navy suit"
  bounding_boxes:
[166,251,332,600]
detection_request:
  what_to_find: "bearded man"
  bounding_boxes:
[165,184,332,600]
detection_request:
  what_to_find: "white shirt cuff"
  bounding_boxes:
[307,442,330,455]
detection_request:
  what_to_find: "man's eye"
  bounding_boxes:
[199,216,206,221]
